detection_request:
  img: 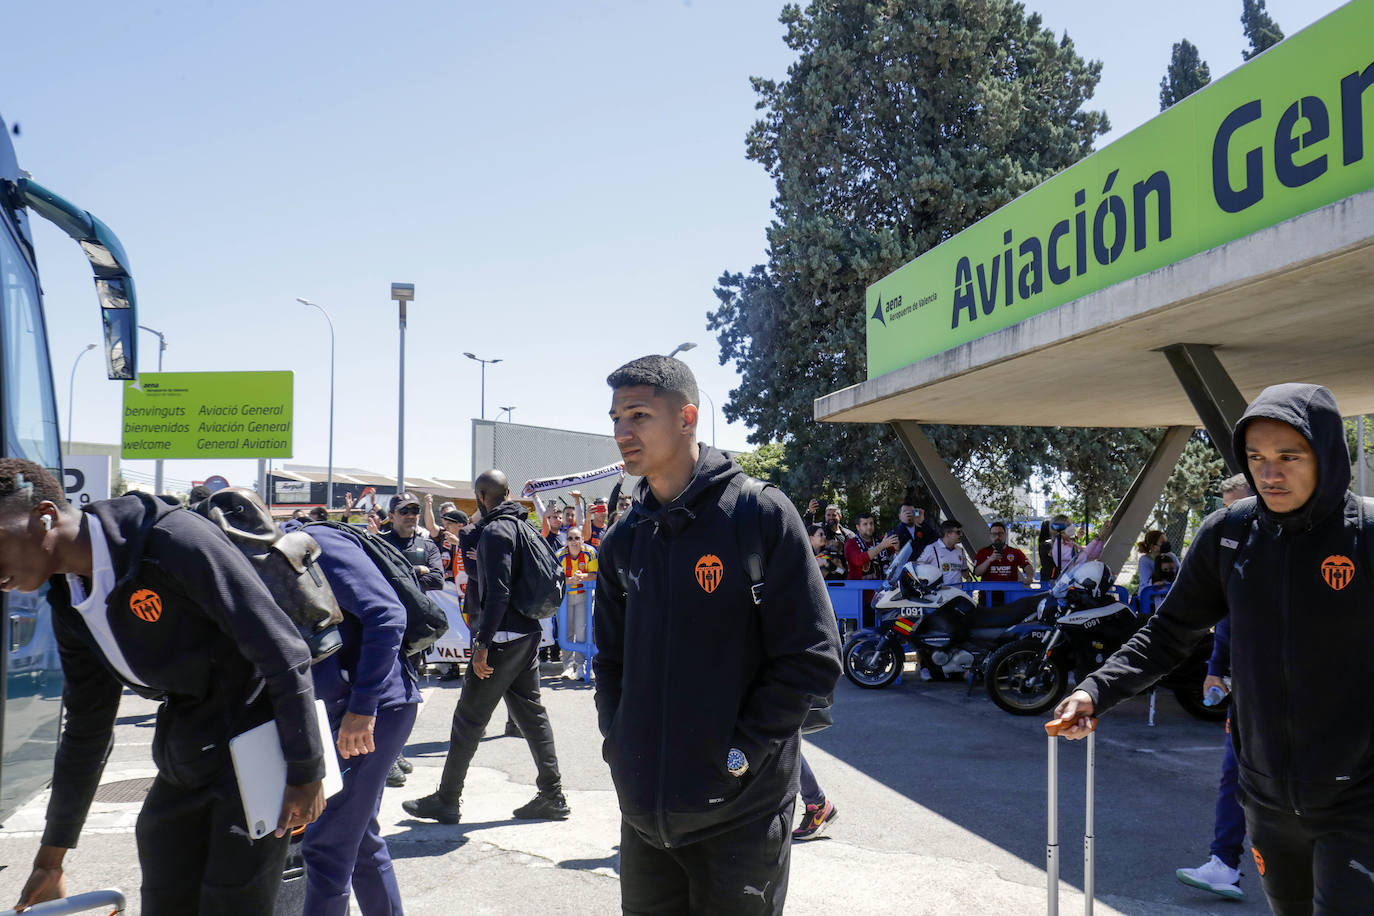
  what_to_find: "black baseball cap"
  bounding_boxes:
[389,492,421,511]
[442,509,468,524]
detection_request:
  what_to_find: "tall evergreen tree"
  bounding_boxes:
[1241,0,1284,60]
[1159,39,1212,110]
[709,1,1113,516]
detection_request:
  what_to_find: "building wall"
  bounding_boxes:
[471,419,635,505]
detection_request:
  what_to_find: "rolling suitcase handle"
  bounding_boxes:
[1045,717,1096,916]
[18,889,127,915]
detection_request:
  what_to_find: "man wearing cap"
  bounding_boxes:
[379,493,443,787]
[439,507,469,583]
[380,493,443,593]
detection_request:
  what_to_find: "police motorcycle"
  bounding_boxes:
[983,560,1227,720]
[841,562,1032,689]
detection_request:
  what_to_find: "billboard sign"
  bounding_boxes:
[865,1,1374,378]
[122,371,293,459]
[61,455,111,508]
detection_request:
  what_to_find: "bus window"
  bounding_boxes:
[1,224,60,468]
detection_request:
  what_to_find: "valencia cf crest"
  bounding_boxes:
[1321,555,1355,591]
[695,555,724,594]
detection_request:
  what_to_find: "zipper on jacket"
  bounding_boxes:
[655,532,674,848]
[1277,534,1299,816]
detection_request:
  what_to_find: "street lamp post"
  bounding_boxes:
[463,352,502,420]
[392,284,415,494]
[138,325,167,493]
[664,341,714,446]
[498,406,516,422]
[66,344,97,455]
[296,298,336,510]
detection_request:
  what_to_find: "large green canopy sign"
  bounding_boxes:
[866,0,1374,379]
[122,371,293,459]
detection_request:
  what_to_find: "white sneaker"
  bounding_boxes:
[1176,855,1243,900]
[561,664,580,680]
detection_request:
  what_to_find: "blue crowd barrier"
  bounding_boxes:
[556,582,597,683]
[823,577,1130,627]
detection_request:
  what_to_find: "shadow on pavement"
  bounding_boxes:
[805,675,1259,914]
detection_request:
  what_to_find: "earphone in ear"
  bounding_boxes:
[41,515,52,532]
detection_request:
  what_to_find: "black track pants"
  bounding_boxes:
[619,800,793,916]
[1242,797,1374,915]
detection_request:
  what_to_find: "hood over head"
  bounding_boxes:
[1232,383,1350,531]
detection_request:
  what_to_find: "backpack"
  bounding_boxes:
[190,488,344,664]
[736,477,834,735]
[306,520,449,656]
[507,517,565,620]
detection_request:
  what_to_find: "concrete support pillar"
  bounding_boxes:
[890,420,992,552]
[1099,426,1194,573]
[1161,344,1248,475]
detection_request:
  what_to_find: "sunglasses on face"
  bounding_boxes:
[396,507,420,516]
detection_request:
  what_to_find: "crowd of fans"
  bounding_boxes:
[800,496,1201,598]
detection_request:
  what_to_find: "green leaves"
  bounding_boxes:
[711,0,1110,519]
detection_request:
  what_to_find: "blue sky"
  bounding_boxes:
[3,0,1345,491]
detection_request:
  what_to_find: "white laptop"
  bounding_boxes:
[230,700,344,839]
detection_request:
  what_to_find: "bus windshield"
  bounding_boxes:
[0,219,60,468]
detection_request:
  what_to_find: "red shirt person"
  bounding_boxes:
[973,521,1034,602]
[844,512,900,580]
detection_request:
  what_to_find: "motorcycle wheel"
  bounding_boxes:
[842,634,905,689]
[1173,686,1230,722]
[985,638,1068,716]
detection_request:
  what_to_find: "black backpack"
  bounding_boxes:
[507,517,565,620]
[307,520,449,656]
[189,488,344,664]
[735,477,834,735]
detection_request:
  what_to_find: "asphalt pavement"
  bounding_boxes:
[0,661,1270,914]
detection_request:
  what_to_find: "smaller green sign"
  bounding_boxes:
[122,371,293,459]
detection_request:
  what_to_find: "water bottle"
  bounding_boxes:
[1204,685,1226,707]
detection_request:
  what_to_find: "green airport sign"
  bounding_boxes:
[122,371,293,459]
[866,0,1374,379]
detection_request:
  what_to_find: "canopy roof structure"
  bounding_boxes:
[816,190,1374,428]
[812,1,1373,568]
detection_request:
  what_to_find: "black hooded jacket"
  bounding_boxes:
[1080,383,1374,816]
[43,493,323,848]
[471,499,542,644]
[592,446,842,848]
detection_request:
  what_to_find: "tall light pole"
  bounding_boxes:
[392,283,415,495]
[138,325,167,493]
[497,406,516,422]
[297,298,336,510]
[67,344,97,455]
[463,352,502,420]
[664,341,714,446]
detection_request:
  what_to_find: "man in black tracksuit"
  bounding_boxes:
[403,469,569,824]
[1053,383,1374,914]
[0,460,325,914]
[596,355,842,915]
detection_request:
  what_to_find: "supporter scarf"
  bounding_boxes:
[521,462,624,497]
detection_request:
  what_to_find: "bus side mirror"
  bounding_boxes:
[97,277,136,380]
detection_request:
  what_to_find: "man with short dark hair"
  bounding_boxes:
[403,470,569,826]
[973,521,1034,604]
[888,503,937,556]
[596,355,841,915]
[917,519,972,585]
[0,459,325,913]
[380,493,443,593]
[844,512,899,580]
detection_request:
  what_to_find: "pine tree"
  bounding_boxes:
[709,0,1115,516]
[1241,0,1284,60]
[1159,39,1212,111]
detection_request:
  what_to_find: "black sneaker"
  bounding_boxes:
[386,761,407,787]
[396,754,414,774]
[402,793,461,824]
[513,792,570,821]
